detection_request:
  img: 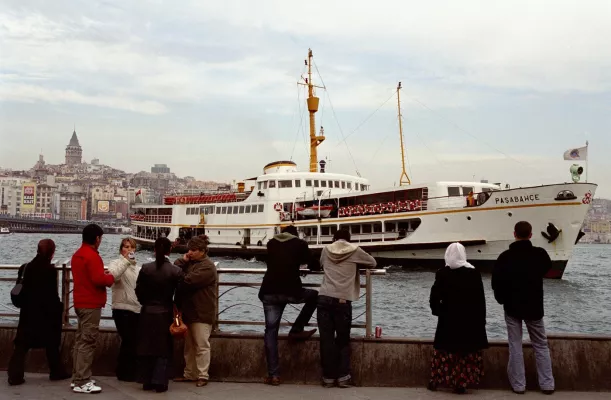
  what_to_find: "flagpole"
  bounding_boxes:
[585,140,589,183]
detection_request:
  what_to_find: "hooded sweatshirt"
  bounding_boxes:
[319,240,377,301]
[259,232,313,298]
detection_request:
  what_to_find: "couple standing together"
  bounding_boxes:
[259,225,377,388]
[429,221,555,395]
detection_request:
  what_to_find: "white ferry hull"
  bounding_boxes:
[131,182,596,279]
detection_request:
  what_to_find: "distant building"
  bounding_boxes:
[65,129,83,165]
[151,164,170,174]
[0,177,28,216]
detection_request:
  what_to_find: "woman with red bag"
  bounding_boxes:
[135,237,183,392]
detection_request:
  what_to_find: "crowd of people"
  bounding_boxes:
[6,220,555,396]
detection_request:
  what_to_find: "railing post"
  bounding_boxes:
[214,275,219,333]
[61,263,70,327]
[365,268,372,339]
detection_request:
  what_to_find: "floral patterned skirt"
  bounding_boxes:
[429,349,484,389]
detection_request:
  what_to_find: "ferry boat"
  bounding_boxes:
[130,49,597,279]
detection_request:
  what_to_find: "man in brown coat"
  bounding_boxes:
[173,235,217,387]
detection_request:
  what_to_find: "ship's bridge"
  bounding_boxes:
[250,160,369,202]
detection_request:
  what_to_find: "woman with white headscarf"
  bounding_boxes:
[428,243,488,394]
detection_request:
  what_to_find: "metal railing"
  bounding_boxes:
[0,264,386,338]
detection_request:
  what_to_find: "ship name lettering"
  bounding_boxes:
[495,194,540,204]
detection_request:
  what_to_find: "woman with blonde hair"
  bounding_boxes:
[107,237,141,382]
[428,242,488,394]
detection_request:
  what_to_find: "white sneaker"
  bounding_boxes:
[72,381,102,393]
[71,379,95,388]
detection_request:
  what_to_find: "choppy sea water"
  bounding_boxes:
[0,233,609,339]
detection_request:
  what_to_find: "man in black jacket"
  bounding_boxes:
[259,225,318,386]
[492,221,555,395]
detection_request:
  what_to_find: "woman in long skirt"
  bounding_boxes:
[135,237,183,392]
[428,242,488,394]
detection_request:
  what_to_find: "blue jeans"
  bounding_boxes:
[505,313,555,391]
[261,289,318,378]
[317,295,352,384]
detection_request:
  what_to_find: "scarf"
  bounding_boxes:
[444,242,475,269]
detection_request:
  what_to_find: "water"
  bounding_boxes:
[1,233,610,338]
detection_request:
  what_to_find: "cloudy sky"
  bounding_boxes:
[1,0,610,197]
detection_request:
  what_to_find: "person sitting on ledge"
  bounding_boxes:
[259,225,319,386]
[428,242,488,394]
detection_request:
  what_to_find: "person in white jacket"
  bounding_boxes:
[318,228,377,388]
[106,238,141,382]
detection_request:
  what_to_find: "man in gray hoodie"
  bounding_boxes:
[318,228,377,388]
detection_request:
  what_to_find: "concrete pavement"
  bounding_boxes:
[1,374,609,400]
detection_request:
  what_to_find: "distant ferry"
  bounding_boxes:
[0,227,10,234]
[130,49,596,279]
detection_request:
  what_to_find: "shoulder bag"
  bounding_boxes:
[10,263,29,308]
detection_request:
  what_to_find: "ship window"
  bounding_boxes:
[334,181,340,188]
[362,224,372,234]
[314,180,319,187]
[341,181,346,189]
[295,180,301,187]
[305,180,312,187]
[239,206,245,214]
[233,206,239,214]
[385,221,396,232]
[269,180,276,188]
[328,180,333,188]
[245,205,251,213]
[317,190,323,196]
[258,204,264,212]
[350,225,361,234]
[227,206,233,214]
[462,186,474,196]
[331,225,338,234]
[221,206,227,214]
[361,184,366,191]
[411,219,421,231]
[373,222,382,233]
[278,180,292,188]
[215,207,221,214]
[263,181,268,189]
[448,187,461,197]
[321,181,327,187]
[321,226,330,236]
[258,182,262,190]
[347,182,352,189]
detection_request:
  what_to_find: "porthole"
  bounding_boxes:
[508,212,513,217]
[444,218,449,222]
[477,249,482,253]
[467,216,472,221]
[218,231,220,235]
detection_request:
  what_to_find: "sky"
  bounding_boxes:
[1,0,610,197]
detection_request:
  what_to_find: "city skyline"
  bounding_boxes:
[1,1,610,197]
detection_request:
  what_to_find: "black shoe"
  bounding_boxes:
[288,329,317,342]
[155,385,168,393]
[8,378,25,386]
[427,381,437,391]
[143,383,155,391]
[542,389,555,395]
[512,388,526,394]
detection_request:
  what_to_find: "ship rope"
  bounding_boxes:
[290,79,309,161]
[337,90,396,147]
[408,96,543,172]
[313,60,361,177]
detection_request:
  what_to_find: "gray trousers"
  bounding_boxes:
[505,313,555,391]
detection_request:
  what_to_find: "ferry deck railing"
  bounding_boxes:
[0,264,386,338]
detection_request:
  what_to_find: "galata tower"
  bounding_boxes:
[65,129,83,165]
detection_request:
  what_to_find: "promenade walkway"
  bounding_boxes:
[1,374,608,400]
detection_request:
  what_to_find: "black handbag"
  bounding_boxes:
[10,263,28,308]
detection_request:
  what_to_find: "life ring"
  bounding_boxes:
[274,202,282,212]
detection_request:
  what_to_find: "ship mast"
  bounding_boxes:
[299,49,326,172]
[397,82,411,185]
